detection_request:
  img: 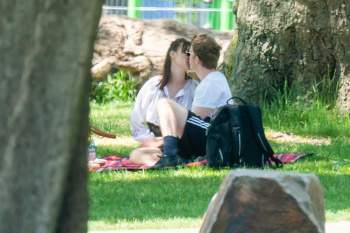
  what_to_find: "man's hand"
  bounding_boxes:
[141,137,164,148]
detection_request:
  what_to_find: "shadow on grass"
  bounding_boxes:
[318,174,350,213]
[89,140,350,227]
[88,170,225,224]
[271,141,350,218]
[88,171,350,225]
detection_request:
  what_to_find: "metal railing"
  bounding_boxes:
[103,0,234,30]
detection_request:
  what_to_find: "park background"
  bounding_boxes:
[88,0,350,231]
[1,1,349,233]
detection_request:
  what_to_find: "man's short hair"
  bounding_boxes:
[191,34,222,69]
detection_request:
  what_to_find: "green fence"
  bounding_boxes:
[103,0,235,31]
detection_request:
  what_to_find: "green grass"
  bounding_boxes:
[89,167,228,230]
[88,92,350,230]
[89,101,134,137]
[262,99,350,139]
[89,101,138,156]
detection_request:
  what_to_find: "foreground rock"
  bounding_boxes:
[92,15,233,83]
[200,169,325,233]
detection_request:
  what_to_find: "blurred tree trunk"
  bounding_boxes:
[220,0,350,113]
[0,1,104,233]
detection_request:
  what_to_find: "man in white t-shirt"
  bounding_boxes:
[151,34,232,168]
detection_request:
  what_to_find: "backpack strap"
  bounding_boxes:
[247,106,283,168]
[226,96,248,105]
[206,131,221,169]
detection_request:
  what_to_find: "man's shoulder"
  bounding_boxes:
[205,71,226,80]
[203,71,228,85]
[209,70,225,76]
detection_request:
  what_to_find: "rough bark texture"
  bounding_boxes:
[200,169,325,233]
[92,15,233,83]
[219,0,350,113]
[0,1,104,233]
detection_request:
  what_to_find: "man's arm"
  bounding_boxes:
[193,107,213,120]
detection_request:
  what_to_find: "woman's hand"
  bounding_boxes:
[141,137,164,148]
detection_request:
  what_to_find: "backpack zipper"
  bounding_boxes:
[238,133,241,156]
[218,148,224,163]
[257,133,267,152]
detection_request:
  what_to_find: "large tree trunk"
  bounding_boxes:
[220,0,350,113]
[0,1,104,233]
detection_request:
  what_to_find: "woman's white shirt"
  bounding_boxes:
[130,75,199,142]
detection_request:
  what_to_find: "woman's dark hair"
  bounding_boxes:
[157,38,191,91]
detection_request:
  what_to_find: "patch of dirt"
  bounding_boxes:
[266,131,330,145]
[91,136,140,147]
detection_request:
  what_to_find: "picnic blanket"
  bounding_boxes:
[88,153,312,172]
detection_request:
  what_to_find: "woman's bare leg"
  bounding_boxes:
[129,148,162,166]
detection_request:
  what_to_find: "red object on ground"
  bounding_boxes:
[88,154,312,172]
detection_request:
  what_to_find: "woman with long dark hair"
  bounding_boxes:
[130,38,198,153]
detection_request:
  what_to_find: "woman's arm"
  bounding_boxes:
[130,79,157,142]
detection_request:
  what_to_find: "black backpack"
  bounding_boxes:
[206,97,282,169]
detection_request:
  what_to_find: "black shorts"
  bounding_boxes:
[178,111,211,160]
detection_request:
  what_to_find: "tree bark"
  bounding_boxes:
[0,1,104,233]
[220,0,350,113]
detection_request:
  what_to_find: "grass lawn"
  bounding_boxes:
[88,99,350,230]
